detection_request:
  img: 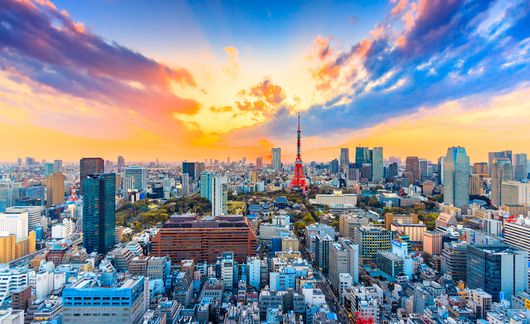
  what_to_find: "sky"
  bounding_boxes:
[1,0,530,163]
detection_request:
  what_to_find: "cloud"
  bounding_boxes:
[0,0,199,120]
[222,46,240,80]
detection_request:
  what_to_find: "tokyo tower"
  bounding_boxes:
[288,114,308,192]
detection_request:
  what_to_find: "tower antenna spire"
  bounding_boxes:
[288,113,308,192]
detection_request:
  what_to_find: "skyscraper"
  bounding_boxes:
[256,156,263,170]
[212,176,227,216]
[117,156,125,170]
[124,166,147,191]
[271,148,281,170]
[199,171,214,199]
[82,173,116,254]
[514,153,528,180]
[443,146,470,208]
[371,147,384,181]
[340,148,349,172]
[355,147,370,167]
[79,158,104,194]
[182,162,196,181]
[491,158,513,207]
[43,163,54,177]
[405,156,420,185]
[45,173,65,208]
[488,150,512,175]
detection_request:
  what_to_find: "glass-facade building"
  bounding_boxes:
[82,173,116,254]
[443,146,470,208]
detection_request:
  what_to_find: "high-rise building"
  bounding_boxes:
[504,217,530,252]
[43,163,54,177]
[514,153,528,181]
[470,174,485,196]
[385,162,398,180]
[199,171,214,199]
[405,156,420,185]
[117,156,125,170]
[53,159,62,173]
[371,147,384,182]
[423,231,444,255]
[443,146,470,208]
[182,162,197,181]
[124,166,147,191]
[82,173,116,254]
[5,206,43,231]
[441,242,467,282]
[121,176,134,194]
[315,234,333,272]
[354,226,392,262]
[491,158,513,207]
[45,173,65,208]
[62,276,149,324]
[340,148,349,173]
[472,162,488,175]
[151,215,256,263]
[181,173,190,196]
[271,148,281,170]
[0,212,28,239]
[330,159,339,175]
[501,181,530,206]
[467,244,528,301]
[212,176,227,216]
[488,151,512,175]
[256,156,263,170]
[354,147,370,167]
[79,158,104,194]
[221,251,235,290]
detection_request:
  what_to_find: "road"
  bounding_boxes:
[314,269,351,324]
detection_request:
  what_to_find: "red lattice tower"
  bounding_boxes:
[288,114,308,192]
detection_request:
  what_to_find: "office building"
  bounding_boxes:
[5,206,43,231]
[470,174,485,196]
[314,235,333,272]
[256,156,263,170]
[212,176,227,216]
[371,147,384,181]
[339,213,369,239]
[354,226,392,262]
[182,162,203,181]
[423,231,444,255]
[199,171,214,199]
[328,239,359,292]
[504,218,530,252]
[340,148,349,173]
[151,214,256,263]
[355,147,370,167]
[124,166,147,191]
[443,146,470,208]
[491,158,513,207]
[488,150,512,175]
[514,153,528,180]
[79,157,104,193]
[305,223,335,254]
[221,251,235,290]
[314,190,357,208]
[405,156,420,185]
[0,212,28,239]
[62,276,149,324]
[43,162,54,177]
[271,148,281,170]
[122,176,134,194]
[467,244,528,301]
[501,181,530,205]
[375,251,405,277]
[82,173,116,254]
[441,242,468,282]
[45,173,65,207]
[472,162,489,175]
[390,222,427,243]
[117,155,125,170]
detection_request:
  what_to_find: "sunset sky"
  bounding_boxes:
[1,0,530,163]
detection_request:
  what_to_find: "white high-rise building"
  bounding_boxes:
[124,166,147,191]
[271,148,281,170]
[6,206,43,231]
[0,212,28,239]
[122,176,135,193]
[501,181,530,206]
[247,257,261,290]
[212,176,227,216]
[0,267,29,304]
[221,252,234,290]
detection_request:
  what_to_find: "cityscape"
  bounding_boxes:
[1,0,530,324]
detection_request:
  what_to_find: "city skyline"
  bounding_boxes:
[1,0,530,162]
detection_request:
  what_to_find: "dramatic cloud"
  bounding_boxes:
[0,0,199,120]
[222,46,240,80]
[273,0,530,138]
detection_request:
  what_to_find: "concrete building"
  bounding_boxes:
[491,158,513,207]
[504,217,530,252]
[339,213,369,239]
[441,242,468,282]
[423,230,444,255]
[45,173,65,207]
[124,166,147,191]
[514,153,528,181]
[501,181,530,205]
[271,148,281,170]
[212,176,227,216]
[314,190,357,208]
[354,226,392,262]
[5,206,43,231]
[62,276,149,324]
[371,147,384,182]
[0,212,28,239]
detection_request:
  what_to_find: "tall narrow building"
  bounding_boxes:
[491,158,513,207]
[124,166,147,191]
[339,148,349,173]
[405,156,420,185]
[211,176,227,216]
[271,148,281,170]
[79,158,104,194]
[200,171,214,199]
[371,147,384,182]
[45,173,65,208]
[82,173,116,254]
[443,147,470,208]
[514,153,528,181]
[355,147,370,167]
